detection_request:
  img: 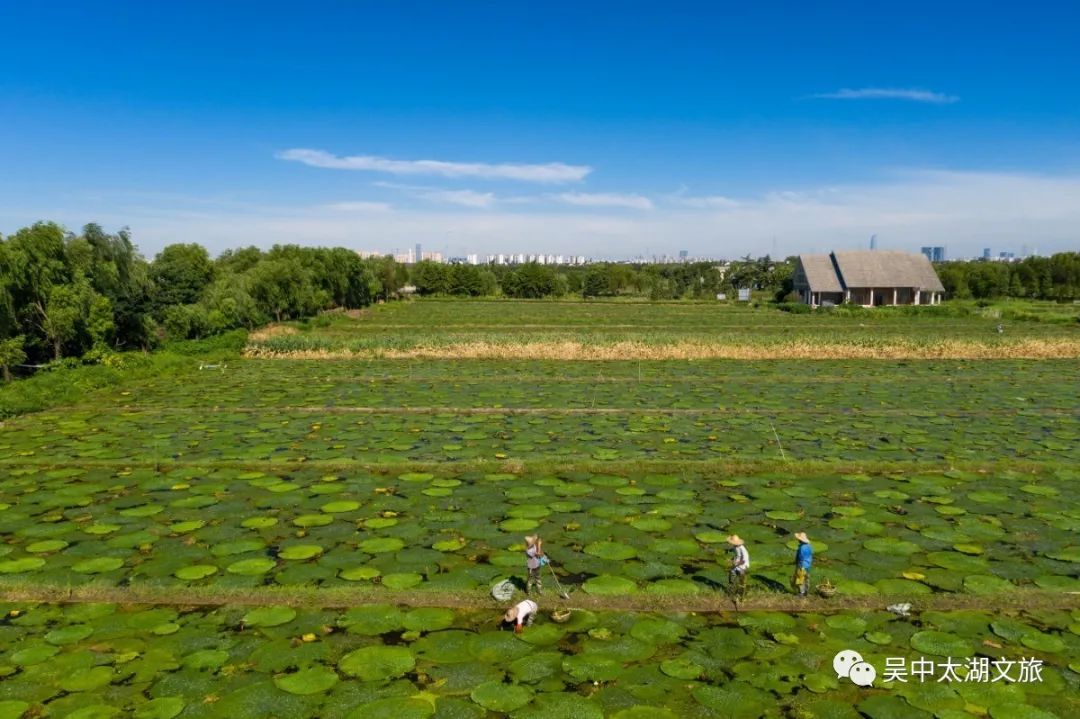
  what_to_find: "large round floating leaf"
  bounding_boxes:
[582,575,638,596]
[517,623,565,646]
[0,557,46,573]
[26,539,68,553]
[340,605,404,635]
[1019,631,1066,653]
[11,644,59,666]
[509,693,603,719]
[1046,547,1080,563]
[433,537,467,552]
[629,517,671,532]
[404,607,455,632]
[169,520,205,534]
[500,518,539,532]
[45,624,94,645]
[963,574,1014,594]
[645,578,701,595]
[339,645,415,681]
[765,510,803,521]
[699,627,756,661]
[273,666,339,695]
[347,698,434,719]
[611,708,678,719]
[244,606,296,627]
[630,617,686,644]
[562,654,624,682]
[293,514,333,527]
[59,665,115,691]
[133,697,185,719]
[364,517,399,529]
[583,541,637,560]
[863,537,921,555]
[183,649,230,670]
[73,557,124,574]
[692,682,770,718]
[988,705,1060,719]
[278,544,323,560]
[65,706,120,719]
[340,566,381,581]
[660,655,704,679]
[322,500,360,513]
[175,564,218,580]
[359,537,405,554]
[382,572,423,590]
[226,557,276,575]
[910,630,974,658]
[399,472,435,482]
[0,702,31,719]
[242,516,278,529]
[470,681,533,712]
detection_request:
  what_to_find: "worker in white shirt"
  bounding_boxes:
[727,534,750,597]
[503,598,539,634]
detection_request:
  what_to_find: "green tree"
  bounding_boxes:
[151,243,215,310]
[0,335,26,382]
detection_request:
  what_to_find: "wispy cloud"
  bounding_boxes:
[374,182,496,208]
[324,201,392,212]
[553,192,654,210]
[277,148,591,183]
[676,195,741,209]
[810,87,959,104]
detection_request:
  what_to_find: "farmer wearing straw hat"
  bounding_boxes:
[792,532,813,597]
[524,535,544,595]
[504,598,539,634]
[727,534,749,597]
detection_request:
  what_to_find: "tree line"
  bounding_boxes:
[935,253,1080,301]
[0,222,408,378]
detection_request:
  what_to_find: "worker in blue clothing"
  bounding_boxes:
[792,532,813,596]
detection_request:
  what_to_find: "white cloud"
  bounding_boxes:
[553,192,654,210]
[324,201,393,212]
[277,148,591,183]
[676,195,741,209]
[373,182,496,208]
[10,170,1079,259]
[810,87,959,104]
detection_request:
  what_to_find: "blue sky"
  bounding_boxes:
[2,1,1079,258]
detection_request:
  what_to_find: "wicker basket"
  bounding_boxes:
[817,580,836,598]
[551,609,572,623]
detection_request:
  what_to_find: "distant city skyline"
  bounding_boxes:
[2,3,1080,258]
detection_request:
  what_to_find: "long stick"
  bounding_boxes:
[770,421,788,462]
[547,563,570,599]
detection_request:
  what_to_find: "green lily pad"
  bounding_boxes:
[73,557,124,574]
[340,566,381,581]
[562,654,624,682]
[660,655,704,679]
[339,645,415,681]
[273,666,339,695]
[863,537,921,555]
[244,606,297,627]
[404,607,456,632]
[175,564,218,580]
[470,681,533,712]
[227,557,276,575]
[133,697,185,719]
[910,630,974,657]
[346,698,434,719]
[278,544,323,560]
[26,539,68,553]
[382,572,424,590]
[0,557,47,573]
[582,575,638,596]
[359,537,405,553]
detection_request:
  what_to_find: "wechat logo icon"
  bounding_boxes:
[834,649,876,687]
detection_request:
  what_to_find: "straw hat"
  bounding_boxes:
[504,606,518,623]
[726,534,745,546]
[794,532,810,543]
[524,535,539,546]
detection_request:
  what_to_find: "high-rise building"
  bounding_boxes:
[679,250,689,260]
[983,248,991,260]
[920,246,945,262]
[414,243,422,264]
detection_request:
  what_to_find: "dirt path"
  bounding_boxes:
[2,583,1077,614]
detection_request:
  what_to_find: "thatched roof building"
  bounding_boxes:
[793,250,945,307]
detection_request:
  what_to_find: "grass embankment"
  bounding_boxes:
[245,337,1080,360]
[2,581,1076,614]
[0,331,245,419]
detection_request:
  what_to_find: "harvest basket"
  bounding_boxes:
[551,608,572,623]
[817,579,837,598]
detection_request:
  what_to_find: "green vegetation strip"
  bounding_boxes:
[1,583,1078,614]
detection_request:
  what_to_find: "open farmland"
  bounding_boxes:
[1,300,1078,718]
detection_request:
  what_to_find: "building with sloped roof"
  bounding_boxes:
[793,250,945,307]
